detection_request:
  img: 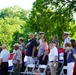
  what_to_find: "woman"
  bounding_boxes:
[37,36,48,65]
[70,39,76,75]
[65,43,76,75]
[70,39,76,50]
[48,41,58,75]
[12,43,22,75]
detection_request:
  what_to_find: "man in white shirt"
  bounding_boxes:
[38,32,44,45]
[49,41,58,75]
[0,44,10,75]
[63,32,70,50]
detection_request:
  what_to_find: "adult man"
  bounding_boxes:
[53,36,59,48]
[0,44,10,75]
[19,37,25,71]
[26,33,37,65]
[38,32,44,45]
[49,41,58,75]
[12,43,22,75]
[63,32,70,50]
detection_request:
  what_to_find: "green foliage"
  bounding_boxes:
[0,6,31,52]
[0,0,76,51]
[28,0,76,44]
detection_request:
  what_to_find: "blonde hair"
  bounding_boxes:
[2,44,6,49]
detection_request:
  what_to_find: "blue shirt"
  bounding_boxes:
[74,47,76,51]
[26,38,37,57]
[67,49,76,63]
[54,40,58,43]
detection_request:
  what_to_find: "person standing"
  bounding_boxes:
[65,43,76,75]
[0,44,10,75]
[19,37,25,52]
[12,43,22,75]
[63,32,70,49]
[70,39,76,50]
[53,36,59,48]
[70,39,76,75]
[62,32,71,74]
[38,32,44,45]
[48,41,58,75]
[26,33,38,65]
[62,32,70,65]
[37,36,48,65]
[19,37,25,72]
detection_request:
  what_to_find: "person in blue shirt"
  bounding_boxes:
[53,36,59,48]
[70,39,76,75]
[25,33,38,65]
[71,39,76,51]
[65,43,76,75]
[62,32,70,74]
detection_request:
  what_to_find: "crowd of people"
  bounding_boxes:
[0,31,76,75]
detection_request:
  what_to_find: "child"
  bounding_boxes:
[65,43,76,75]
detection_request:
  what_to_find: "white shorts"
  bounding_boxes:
[26,56,37,65]
[67,62,75,75]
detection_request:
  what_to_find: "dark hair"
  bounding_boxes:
[70,39,76,48]
[54,36,58,39]
[49,41,55,44]
[19,39,24,42]
[42,36,47,41]
[65,43,72,47]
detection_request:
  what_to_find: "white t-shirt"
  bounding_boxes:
[0,49,10,62]
[63,36,70,49]
[49,46,58,62]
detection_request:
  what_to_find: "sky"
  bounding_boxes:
[0,0,35,10]
[0,0,76,20]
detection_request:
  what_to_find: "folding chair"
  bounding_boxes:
[60,66,67,75]
[46,63,51,75]
[38,65,47,75]
[8,67,13,75]
[21,64,35,75]
[32,65,47,75]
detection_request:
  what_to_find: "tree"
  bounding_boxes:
[28,0,76,44]
[0,5,28,20]
[0,6,31,52]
